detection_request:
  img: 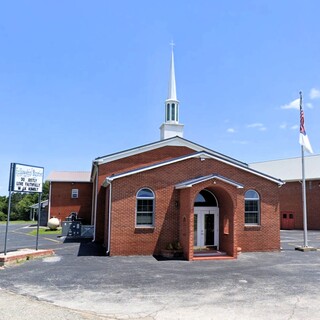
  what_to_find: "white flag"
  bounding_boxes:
[299,94,313,153]
[299,131,313,154]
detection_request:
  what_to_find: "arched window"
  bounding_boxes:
[171,103,176,121]
[166,103,170,121]
[176,105,179,122]
[245,190,260,225]
[136,188,155,226]
[194,189,218,207]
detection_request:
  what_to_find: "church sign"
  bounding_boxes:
[9,163,44,193]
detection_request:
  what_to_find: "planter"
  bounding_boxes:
[161,249,184,259]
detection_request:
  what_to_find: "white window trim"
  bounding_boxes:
[244,190,260,226]
[71,188,79,199]
[135,188,155,228]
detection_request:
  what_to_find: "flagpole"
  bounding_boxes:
[295,91,316,251]
[301,144,308,247]
[299,91,309,249]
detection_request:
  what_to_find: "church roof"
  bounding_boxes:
[102,150,284,186]
[94,136,247,167]
[47,171,91,182]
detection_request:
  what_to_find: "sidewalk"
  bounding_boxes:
[0,289,118,320]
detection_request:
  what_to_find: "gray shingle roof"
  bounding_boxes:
[47,171,91,182]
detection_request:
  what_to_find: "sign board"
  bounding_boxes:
[9,163,44,193]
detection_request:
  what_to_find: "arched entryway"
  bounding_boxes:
[194,189,219,251]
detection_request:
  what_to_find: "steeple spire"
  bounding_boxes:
[168,42,177,101]
[160,42,184,140]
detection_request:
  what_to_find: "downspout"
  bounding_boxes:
[90,165,96,225]
[92,163,99,242]
[48,181,52,220]
[106,178,112,256]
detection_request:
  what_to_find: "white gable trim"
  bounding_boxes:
[103,152,199,185]
[95,136,247,167]
[102,151,284,187]
[96,137,187,164]
[175,174,244,189]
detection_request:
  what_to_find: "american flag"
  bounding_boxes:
[300,107,306,135]
[299,91,313,153]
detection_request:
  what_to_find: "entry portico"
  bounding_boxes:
[175,175,244,259]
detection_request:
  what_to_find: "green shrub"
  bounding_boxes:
[9,212,20,221]
[0,212,7,221]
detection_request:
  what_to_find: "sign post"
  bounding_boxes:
[3,163,44,255]
[35,192,42,250]
[4,164,14,255]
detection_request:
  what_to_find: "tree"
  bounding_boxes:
[14,194,38,220]
[41,181,49,200]
[0,196,7,221]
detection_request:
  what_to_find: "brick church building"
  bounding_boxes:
[48,48,285,260]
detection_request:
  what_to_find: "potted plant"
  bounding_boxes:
[161,241,183,259]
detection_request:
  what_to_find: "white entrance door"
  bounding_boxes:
[194,207,219,249]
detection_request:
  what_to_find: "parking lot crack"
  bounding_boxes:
[288,296,300,320]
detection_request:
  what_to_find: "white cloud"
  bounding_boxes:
[247,123,266,131]
[280,98,299,110]
[306,102,313,109]
[310,88,320,100]
[232,140,248,145]
[247,123,263,128]
[291,125,299,130]
[280,123,287,129]
[227,128,235,133]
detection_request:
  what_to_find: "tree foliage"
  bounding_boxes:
[0,196,7,221]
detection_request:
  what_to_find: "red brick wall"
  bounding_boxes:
[49,182,93,224]
[94,146,195,242]
[102,156,280,257]
[279,180,320,230]
[236,179,280,252]
[109,179,180,255]
[99,146,195,177]
[179,188,192,260]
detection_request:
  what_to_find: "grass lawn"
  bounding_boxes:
[28,228,62,236]
[0,220,34,225]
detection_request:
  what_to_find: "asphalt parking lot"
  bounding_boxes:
[1,224,320,320]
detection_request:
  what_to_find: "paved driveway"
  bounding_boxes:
[0,223,64,252]
[1,225,320,320]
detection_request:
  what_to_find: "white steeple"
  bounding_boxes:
[167,47,177,101]
[160,42,184,140]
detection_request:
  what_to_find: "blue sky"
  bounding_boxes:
[1,0,320,195]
